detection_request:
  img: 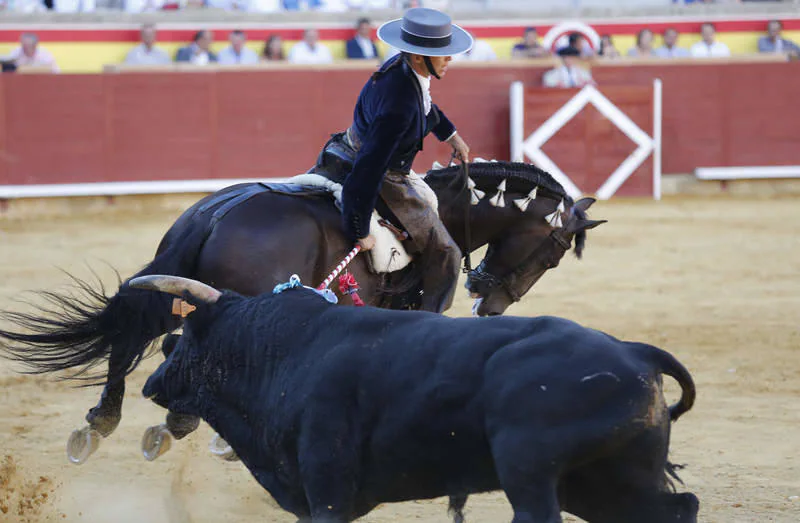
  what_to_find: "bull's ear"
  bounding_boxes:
[574,197,597,213]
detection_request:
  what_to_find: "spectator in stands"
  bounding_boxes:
[218,30,259,65]
[690,23,730,58]
[52,0,96,12]
[627,28,656,58]
[3,33,58,73]
[654,27,690,58]
[542,46,595,89]
[207,0,249,10]
[452,34,497,62]
[124,0,165,13]
[288,29,333,64]
[261,35,285,61]
[597,35,621,59]
[511,27,549,59]
[758,20,800,57]
[346,18,379,60]
[124,23,171,66]
[557,32,594,58]
[282,0,323,9]
[176,30,217,65]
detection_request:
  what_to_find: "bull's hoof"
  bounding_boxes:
[141,424,173,462]
[209,433,239,462]
[66,426,102,465]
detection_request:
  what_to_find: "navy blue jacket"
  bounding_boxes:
[346,38,379,60]
[341,54,456,242]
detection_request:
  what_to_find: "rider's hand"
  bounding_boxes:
[357,235,376,251]
[447,133,470,163]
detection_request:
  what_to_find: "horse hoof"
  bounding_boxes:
[141,424,172,462]
[67,426,102,465]
[209,433,239,462]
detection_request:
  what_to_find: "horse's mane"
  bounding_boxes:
[425,161,571,202]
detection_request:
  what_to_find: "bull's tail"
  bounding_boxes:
[0,223,210,386]
[643,344,696,422]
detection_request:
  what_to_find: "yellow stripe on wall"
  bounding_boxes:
[0,31,797,74]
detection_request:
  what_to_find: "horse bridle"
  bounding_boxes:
[466,230,571,303]
[452,155,571,302]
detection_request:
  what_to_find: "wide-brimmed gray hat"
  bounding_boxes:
[377,8,473,57]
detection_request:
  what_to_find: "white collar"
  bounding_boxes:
[411,68,432,115]
[412,68,431,91]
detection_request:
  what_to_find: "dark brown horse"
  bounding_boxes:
[0,160,604,470]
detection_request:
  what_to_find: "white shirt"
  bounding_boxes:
[542,65,594,89]
[355,35,375,59]
[4,46,59,72]
[217,45,259,65]
[452,39,496,62]
[412,69,432,116]
[411,65,457,141]
[288,41,333,64]
[690,40,731,58]
[124,43,171,65]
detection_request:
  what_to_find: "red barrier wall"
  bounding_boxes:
[0,60,798,187]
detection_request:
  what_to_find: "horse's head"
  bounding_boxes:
[425,160,606,317]
[466,196,604,316]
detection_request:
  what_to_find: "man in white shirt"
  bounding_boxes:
[217,30,259,65]
[288,29,333,64]
[3,33,59,73]
[542,46,595,89]
[124,24,171,66]
[451,37,496,62]
[690,23,731,58]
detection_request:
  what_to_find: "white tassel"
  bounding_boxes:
[545,199,565,228]
[513,186,538,212]
[489,179,507,208]
[431,161,444,170]
[467,177,485,205]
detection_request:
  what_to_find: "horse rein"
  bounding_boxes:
[449,151,473,274]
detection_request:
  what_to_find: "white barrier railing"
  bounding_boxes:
[0,178,288,199]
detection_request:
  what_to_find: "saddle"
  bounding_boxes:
[197,180,414,274]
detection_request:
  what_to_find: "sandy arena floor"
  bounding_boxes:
[0,195,798,522]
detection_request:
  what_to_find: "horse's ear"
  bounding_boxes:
[578,220,608,231]
[574,197,597,213]
[569,219,607,233]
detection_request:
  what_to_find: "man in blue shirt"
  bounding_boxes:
[310,8,472,313]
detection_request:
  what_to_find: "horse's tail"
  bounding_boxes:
[0,223,210,386]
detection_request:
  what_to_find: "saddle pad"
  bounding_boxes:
[288,174,413,273]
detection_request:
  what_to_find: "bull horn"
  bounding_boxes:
[129,275,222,303]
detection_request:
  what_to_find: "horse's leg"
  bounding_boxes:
[66,346,129,464]
[85,348,128,436]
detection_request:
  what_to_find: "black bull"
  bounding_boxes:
[133,275,699,523]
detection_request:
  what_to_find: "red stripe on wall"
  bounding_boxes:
[0,18,798,43]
